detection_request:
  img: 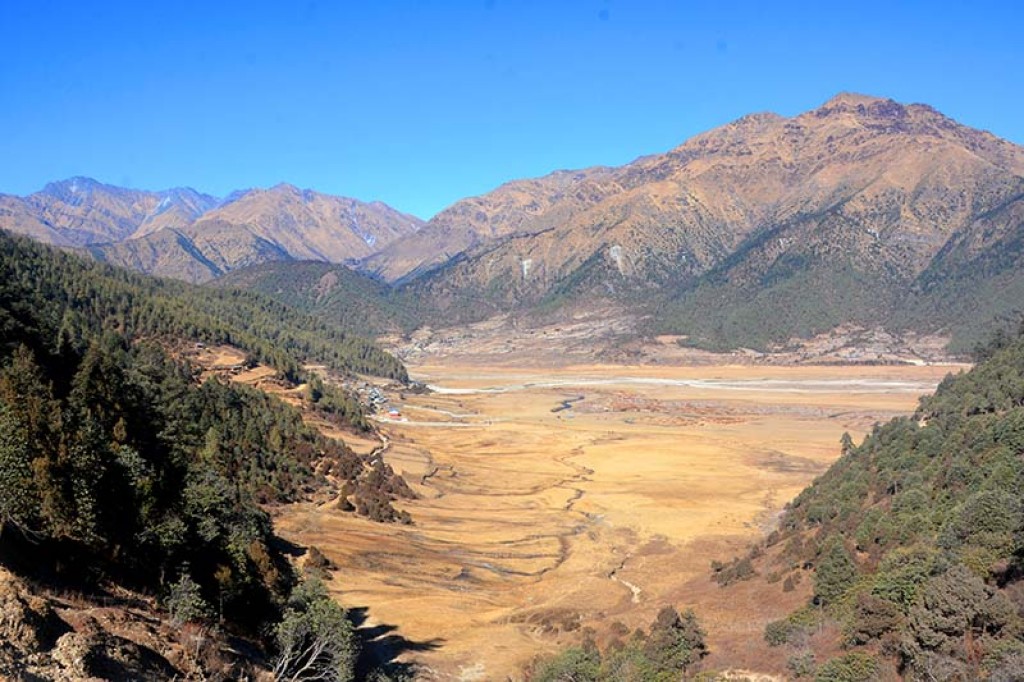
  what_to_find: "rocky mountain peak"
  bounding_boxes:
[805,93,966,137]
[820,91,886,108]
[39,176,111,203]
[269,182,301,194]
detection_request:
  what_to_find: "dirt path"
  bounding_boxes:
[273,362,957,680]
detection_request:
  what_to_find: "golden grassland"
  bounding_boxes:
[273,361,959,680]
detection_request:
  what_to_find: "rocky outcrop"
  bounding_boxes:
[0,568,265,681]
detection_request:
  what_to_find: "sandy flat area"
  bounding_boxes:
[274,361,961,680]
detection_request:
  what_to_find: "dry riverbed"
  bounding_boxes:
[274,361,960,680]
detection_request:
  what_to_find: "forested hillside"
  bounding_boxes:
[716,327,1024,680]
[0,230,406,382]
[0,229,414,680]
[212,260,421,336]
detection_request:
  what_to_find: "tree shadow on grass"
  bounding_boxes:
[269,534,307,558]
[348,606,445,679]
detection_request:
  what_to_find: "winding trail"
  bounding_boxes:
[608,555,642,604]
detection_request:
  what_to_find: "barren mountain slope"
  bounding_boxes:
[88,221,292,283]
[90,184,424,282]
[192,183,423,262]
[394,94,1024,346]
[0,177,218,246]
[361,166,617,281]
[2,179,424,283]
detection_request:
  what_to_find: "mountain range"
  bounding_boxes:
[394,93,1024,350]
[0,179,423,283]
[3,93,1023,350]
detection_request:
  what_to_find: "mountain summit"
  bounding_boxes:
[0,178,218,247]
[366,94,1024,349]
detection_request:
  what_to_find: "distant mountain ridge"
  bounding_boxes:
[0,179,423,283]
[373,93,1024,350]
[0,177,219,247]
[6,93,1024,351]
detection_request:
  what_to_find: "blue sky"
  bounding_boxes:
[1,1,1022,218]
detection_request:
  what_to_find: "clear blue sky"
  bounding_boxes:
[2,1,1022,218]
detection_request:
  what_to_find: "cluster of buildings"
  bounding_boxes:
[364,384,403,419]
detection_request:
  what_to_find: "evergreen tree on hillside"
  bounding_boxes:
[530,608,707,681]
[814,539,857,606]
[748,326,1024,678]
[0,230,408,384]
[0,236,415,669]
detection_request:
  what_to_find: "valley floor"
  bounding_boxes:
[274,360,957,680]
